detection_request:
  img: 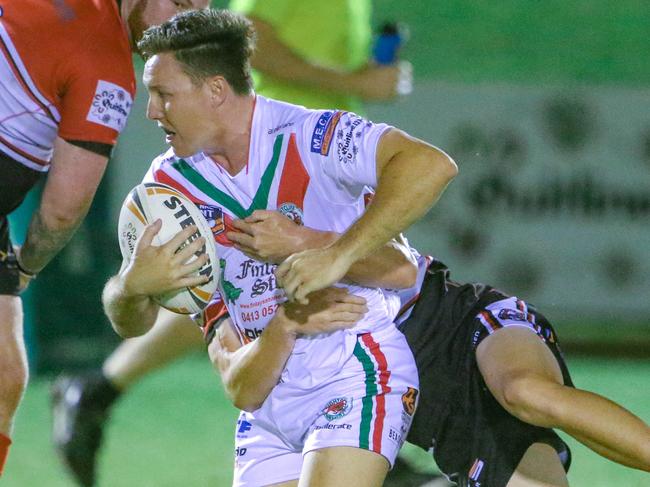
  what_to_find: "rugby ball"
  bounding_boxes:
[117,182,219,314]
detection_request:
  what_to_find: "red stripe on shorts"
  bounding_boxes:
[361,333,392,453]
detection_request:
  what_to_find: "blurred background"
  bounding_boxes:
[6,1,649,485]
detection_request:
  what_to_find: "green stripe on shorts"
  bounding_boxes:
[353,338,378,450]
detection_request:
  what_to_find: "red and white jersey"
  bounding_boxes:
[0,0,134,171]
[145,95,400,380]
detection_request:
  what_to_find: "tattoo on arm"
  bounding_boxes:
[19,210,83,273]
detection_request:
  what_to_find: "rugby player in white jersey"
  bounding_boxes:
[102,9,457,487]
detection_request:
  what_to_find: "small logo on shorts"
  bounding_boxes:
[498,308,527,322]
[236,419,252,438]
[401,387,419,416]
[469,458,485,483]
[277,202,304,225]
[321,397,352,421]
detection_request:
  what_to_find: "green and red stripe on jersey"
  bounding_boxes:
[153,167,236,247]
[353,333,392,454]
[155,131,310,237]
[275,133,310,214]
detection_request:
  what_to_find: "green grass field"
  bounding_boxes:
[4,353,649,486]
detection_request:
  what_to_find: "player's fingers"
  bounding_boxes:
[173,236,205,263]
[245,210,273,223]
[164,225,198,256]
[275,257,296,287]
[227,231,255,247]
[332,302,368,315]
[336,294,367,306]
[230,219,255,235]
[231,244,260,261]
[281,272,303,302]
[293,281,314,304]
[179,252,209,276]
[136,219,162,251]
[177,274,211,289]
[331,311,365,324]
[324,320,357,330]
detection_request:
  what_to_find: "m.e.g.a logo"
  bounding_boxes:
[310,111,344,156]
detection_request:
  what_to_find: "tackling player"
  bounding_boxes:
[215,210,650,486]
[0,0,207,477]
[102,9,456,487]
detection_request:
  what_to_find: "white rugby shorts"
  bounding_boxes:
[233,325,419,487]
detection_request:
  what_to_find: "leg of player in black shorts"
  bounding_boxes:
[477,323,650,482]
[0,152,42,475]
[399,260,650,487]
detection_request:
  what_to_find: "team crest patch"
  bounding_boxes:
[310,111,344,156]
[322,397,353,421]
[86,80,132,131]
[277,202,304,225]
[401,387,419,416]
[198,204,226,236]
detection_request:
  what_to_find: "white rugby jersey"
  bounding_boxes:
[144,95,401,381]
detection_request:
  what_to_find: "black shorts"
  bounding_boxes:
[0,150,42,295]
[398,260,573,486]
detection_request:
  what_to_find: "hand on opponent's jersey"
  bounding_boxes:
[276,286,367,337]
[227,210,315,264]
[227,210,338,264]
[276,246,355,305]
[120,219,209,297]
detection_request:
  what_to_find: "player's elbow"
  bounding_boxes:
[430,146,458,183]
[391,260,418,289]
[111,321,149,339]
[107,311,153,338]
[223,374,268,412]
[233,398,262,413]
[39,203,89,232]
[227,386,264,413]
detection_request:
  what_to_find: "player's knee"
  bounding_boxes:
[501,374,562,428]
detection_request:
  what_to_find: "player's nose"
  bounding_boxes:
[146,96,162,121]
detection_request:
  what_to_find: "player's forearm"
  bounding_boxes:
[19,209,86,274]
[102,275,160,338]
[250,17,362,96]
[345,238,417,288]
[334,143,456,264]
[219,314,296,412]
[288,228,416,288]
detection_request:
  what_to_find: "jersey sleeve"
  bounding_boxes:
[304,110,392,202]
[56,42,135,147]
[192,292,229,344]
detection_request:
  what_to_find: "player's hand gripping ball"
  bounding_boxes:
[118,182,219,314]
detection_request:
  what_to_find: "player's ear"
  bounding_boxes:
[208,75,227,106]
